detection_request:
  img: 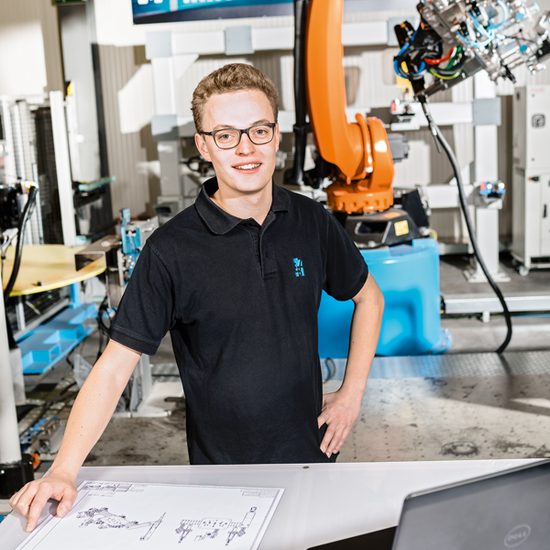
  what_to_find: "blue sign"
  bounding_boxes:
[132,0,294,24]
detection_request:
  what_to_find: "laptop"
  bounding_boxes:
[309,458,550,550]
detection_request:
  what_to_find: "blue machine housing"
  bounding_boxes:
[121,207,142,279]
[318,238,453,357]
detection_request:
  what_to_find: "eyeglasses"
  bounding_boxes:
[201,123,276,150]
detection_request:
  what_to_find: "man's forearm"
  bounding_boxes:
[9,340,142,532]
[339,273,384,399]
[317,274,384,456]
[50,341,141,479]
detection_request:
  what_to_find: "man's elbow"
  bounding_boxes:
[353,273,384,309]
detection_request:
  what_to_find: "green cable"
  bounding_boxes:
[430,68,462,80]
[444,46,463,70]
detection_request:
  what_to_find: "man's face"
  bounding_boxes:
[195,89,280,197]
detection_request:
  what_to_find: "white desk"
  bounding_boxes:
[0,459,535,550]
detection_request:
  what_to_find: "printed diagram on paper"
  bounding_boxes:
[17,481,284,550]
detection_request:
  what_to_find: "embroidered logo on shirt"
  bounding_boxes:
[293,258,305,277]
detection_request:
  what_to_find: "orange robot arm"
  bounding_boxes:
[306,0,395,214]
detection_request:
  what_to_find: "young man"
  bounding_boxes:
[10,64,384,531]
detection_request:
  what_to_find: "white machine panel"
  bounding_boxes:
[524,87,550,173]
[512,86,550,270]
[540,174,550,256]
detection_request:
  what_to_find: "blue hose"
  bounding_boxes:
[488,0,508,30]
[393,28,427,79]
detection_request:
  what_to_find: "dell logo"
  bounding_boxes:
[504,525,531,547]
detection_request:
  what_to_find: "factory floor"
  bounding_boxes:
[20,253,550,475]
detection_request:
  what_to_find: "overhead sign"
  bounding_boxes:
[132,0,294,24]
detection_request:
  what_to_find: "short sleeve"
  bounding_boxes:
[110,242,175,355]
[323,210,369,301]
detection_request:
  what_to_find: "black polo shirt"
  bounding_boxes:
[110,178,369,464]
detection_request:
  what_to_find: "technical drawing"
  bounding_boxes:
[16,481,283,550]
[77,507,165,541]
[175,507,257,546]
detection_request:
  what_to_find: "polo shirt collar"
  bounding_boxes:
[195,177,290,235]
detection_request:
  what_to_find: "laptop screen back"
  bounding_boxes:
[393,460,550,550]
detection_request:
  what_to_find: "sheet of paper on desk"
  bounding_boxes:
[16,481,284,550]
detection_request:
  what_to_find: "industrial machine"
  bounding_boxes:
[292,0,550,355]
[286,0,426,249]
[75,208,158,290]
[511,85,550,275]
[118,208,159,285]
[390,0,550,351]
[393,0,550,99]
[286,0,445,352]
[284,0,448,355]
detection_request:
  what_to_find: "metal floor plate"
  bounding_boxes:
[369,350,550,378]
[320,351,550,381]
[153,352,550,381]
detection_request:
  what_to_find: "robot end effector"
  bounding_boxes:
[394,0,550,98]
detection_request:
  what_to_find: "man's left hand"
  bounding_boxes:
[317,389,362,458]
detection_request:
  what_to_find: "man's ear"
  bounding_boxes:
[274,123,280,152]
[195,133,212,161]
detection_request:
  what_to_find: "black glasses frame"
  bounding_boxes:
[201,122,276,150]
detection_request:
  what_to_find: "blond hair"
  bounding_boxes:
[191,63,279,133]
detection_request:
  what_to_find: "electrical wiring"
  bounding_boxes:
[394,59,409,79]
[430,69,463,79]
[419,96,512,354]
[429,47,465,80]
[425,47,455,65]
[323,358,337,383]
[394,55,427,80]
[3,186,38,302]
[393,26,429,80]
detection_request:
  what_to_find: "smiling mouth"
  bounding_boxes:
[233,163,261,171]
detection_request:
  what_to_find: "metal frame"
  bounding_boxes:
[50,90,77,247]
[0,272,23,466]
[443,293,550,315]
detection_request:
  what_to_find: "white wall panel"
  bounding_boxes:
[452,79,473,103]
[345,49,402,109]
[99,44,158,217]
[343,8,418,23]
[38,1,64,93]
[393,140,431,187]
[453,123,474,174]
[280,54,294,112]
[0,0,63,96]
[118,64,155,134]
[0,6,46,96]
